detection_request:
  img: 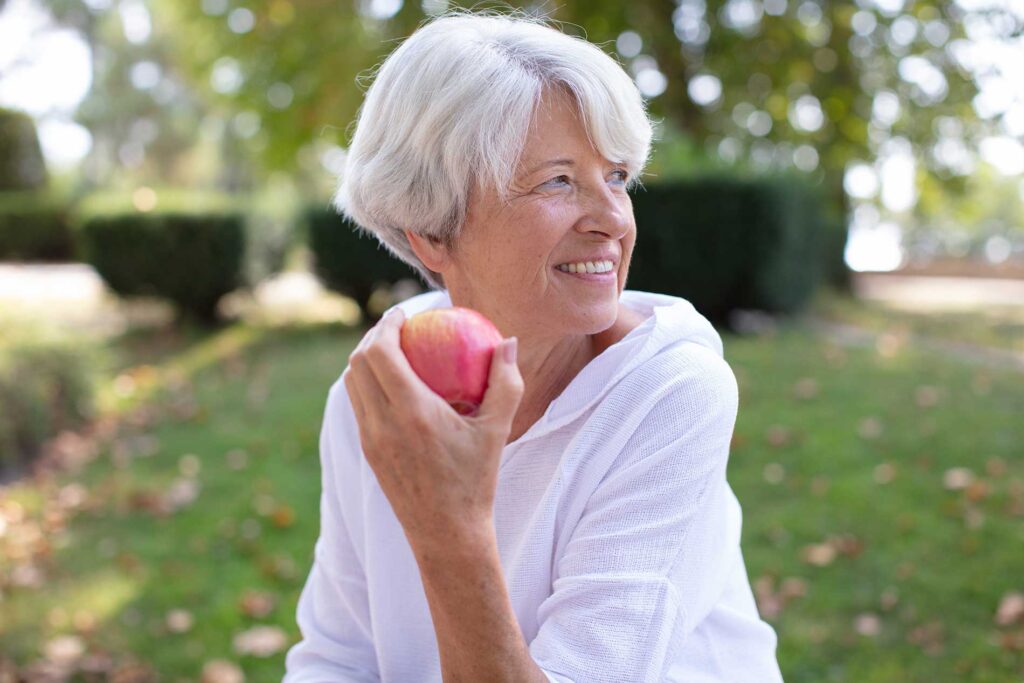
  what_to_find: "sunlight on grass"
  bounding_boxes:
[96,324,270,414]
[2,568,139,656]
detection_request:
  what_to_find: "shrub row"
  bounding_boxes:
[628,174,829,324]
[79,213,246,324]
[1,174,843,327]
[306,206,422,322]
[0,192,76,261]
[305,174,842,325]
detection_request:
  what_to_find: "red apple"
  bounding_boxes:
[399,306,504,417]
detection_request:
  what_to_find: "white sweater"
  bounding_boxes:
[283,288,785,682]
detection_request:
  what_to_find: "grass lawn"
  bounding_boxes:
[808,287,1024,355]
[1,299,1022,681]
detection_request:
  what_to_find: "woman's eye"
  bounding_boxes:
[611,170,629,185]
[542,175,571,188]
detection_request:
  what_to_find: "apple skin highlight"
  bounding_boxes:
[399,307,505,416]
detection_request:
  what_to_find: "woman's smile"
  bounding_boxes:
[552,264,617,285]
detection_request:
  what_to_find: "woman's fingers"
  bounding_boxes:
[361,309,433,408]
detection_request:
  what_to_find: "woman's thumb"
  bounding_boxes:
[478,337,523,421]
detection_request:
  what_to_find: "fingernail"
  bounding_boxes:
[503,337,517,364]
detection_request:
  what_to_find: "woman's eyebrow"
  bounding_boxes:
[524,158,575,175]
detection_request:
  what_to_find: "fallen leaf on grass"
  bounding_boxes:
[792,377,819,400]
[239,590,277,618]
[873,463,896,485]
[995,592,1024,627]
[854,613,881,637]
[801,534,865,567]
[906,620,946,656]
[985,457,1007,477]
[271,504,296,528]
[762,463,785,485]
[857,417,883,440]
[943,467,975,491]
[801,543,836,567]
[201,659,245,683]
[44,635,85,666]
[753,575,807,619]
[880,587,900,611]
[232,625,288,657]
[166,608,194,634]
[998,630,1024,651]
[765,425,792,448]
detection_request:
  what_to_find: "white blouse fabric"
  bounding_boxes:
[283,288,785,682]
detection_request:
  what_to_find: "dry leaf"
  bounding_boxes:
[44,635,85,666]
[239,590,277,619]
[995,592,1024,627]
[779,577,807,600]
[762,463,785,485]
[985,457,1007,477]
[854,613,881,637]
[873,463,896,485]
[999,630,1024,651]
[964,480,990,503]
[944,468,975,491]
[166,608,194,634]
[880,587,900,611]
[232,625,288,657]
[765,425,792,448]
[271,505,296,529]
[831,534,866,558]
[906,620,945,656]
[201,659,245,683]
[801,543,836,567]
[857,417,883,440]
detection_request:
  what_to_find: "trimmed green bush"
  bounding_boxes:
[75,189,294,288]
[305,174,828,326]
[79,212,245,324]
[0,336,96,478]
[0,108,47,192]
[305,206,422,321]
[628,174,827,324]
[0,192,75,261]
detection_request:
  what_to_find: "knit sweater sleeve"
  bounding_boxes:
[530,344,742,683]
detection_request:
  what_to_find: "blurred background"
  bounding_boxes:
[0,0,1021,681]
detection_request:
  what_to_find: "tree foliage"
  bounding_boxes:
[33,0,1024,238]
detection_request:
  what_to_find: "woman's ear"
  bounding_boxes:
[404,229,451,274]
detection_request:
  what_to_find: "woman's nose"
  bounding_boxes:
[577,180,631,239]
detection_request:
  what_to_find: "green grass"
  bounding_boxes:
[1,310,1022,681]
[808,287,1024,355]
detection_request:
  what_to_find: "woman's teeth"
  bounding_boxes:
[556,260,613,274]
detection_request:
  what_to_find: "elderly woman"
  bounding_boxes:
[284,10,784,683]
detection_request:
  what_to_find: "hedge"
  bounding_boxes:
[78,212,246,324]
[306,174,830,326]
[0,191,76,261]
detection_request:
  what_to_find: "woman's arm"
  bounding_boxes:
[410,523,551,683]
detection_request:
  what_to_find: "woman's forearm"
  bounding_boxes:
[410,522,550,683]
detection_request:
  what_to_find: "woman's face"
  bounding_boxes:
[439,87,636,342]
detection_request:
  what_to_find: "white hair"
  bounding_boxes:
[334,9,655,291]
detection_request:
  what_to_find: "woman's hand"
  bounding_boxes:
[343,307,523,551]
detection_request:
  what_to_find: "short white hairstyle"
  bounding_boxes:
[334,9,655,291]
